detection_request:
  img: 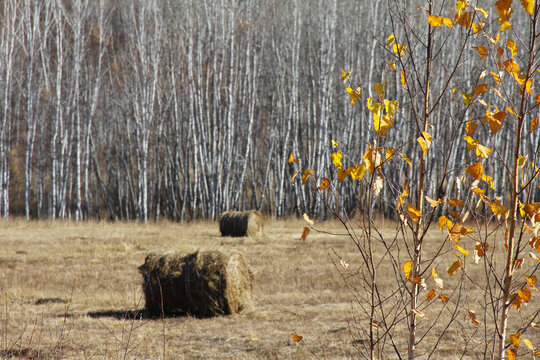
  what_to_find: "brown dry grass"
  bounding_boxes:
[0,218,537,359]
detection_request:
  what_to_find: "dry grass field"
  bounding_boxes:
[0,218,537,359]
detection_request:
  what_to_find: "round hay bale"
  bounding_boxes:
[219,210,263,237]
[139,250,253,317]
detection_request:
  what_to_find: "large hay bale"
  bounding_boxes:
[139,250,253,317]
[219,210,263,237]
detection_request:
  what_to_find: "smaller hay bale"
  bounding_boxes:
[219,210,263,237]
[139,250,253,317]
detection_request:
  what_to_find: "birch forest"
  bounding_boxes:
[0,0,538,221]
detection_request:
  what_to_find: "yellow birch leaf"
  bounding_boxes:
[349,163,366,181]
[397,183,409,210]
[463,135,480,153]
[417,132,432,155]
[466,119,478,136]
[500,21,513,32]
[519,202,535,218]
[291,171,298,186]
[425,196,444,207]
[518,288,532,302]
[372,176,384,197]
[481,174,495,189]
[525,275,537,290]
[426,289,436,301]
[461,91,474,106]
[393,42,408,57]
[486,110,506,135]
[374,83,385,100]
[525,78,533,94]
[516,75,528,87]
[476,144,493,158]
[536,94,540,105]
[332,139,339,148]
[443,17,455,27]
[301,227,310,242]
[491,71,502,84]
[474,242,482,263]
[291,332,303,342]
[472,187,486,195]
[317,178,330,190]
[400,70,407,89]
[517,155,528,168]
[456,0,466,16]
[403,260,413,280]
[455,244,470,256]
[434,276,443,289]
[492,87,506,101]
[303,213,314,225]
[374,115,395,137]
[363,147,381,173]
[371,320,382,330]
[387,61,396,71]
[475,84,490,95]
[522,338,534,351]
[507,348,517,360]
[408,204,423,222]
[507,39,518,58]
[385,147,396,161]
[330,152,343,168]
[475,242,488,257]
[432,267,444,289]
[448,198,464,207]
[520,0,534,15]
[384,99,399,116]
[506,106,519,118]
[413,277,427,289]
[488,31,501,45]
[467,162,484,180]
[469,310,481,326]
[474,6,489,18]
[512,293,523,309]
[509,333,521,348]
[503,59,520,75]
[386,33,395,47]
[439,294,449,303]
[455,11,473,27]
[417,137,428,155]
[302,169,313,185]
[428,15,444,26]
[289,153,299,163]
[411,309,426,318]
[346,86,362,105]
[341,69,351,83]
[479,70,487,80]
[399,153,411,167]
[473,46,488,59]
[473,21,484,34]
[491,200,506,216]
[438,215,448,230]
[337,167,349,182]
[531,118,539,133]
[447,260,463,277]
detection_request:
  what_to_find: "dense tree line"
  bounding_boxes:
[0,0,538,221]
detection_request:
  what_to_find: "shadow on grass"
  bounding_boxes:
[86,309,153,320]
[0,348,40,359]
[85,309,223,320]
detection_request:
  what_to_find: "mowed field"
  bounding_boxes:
[0,218,536,359]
